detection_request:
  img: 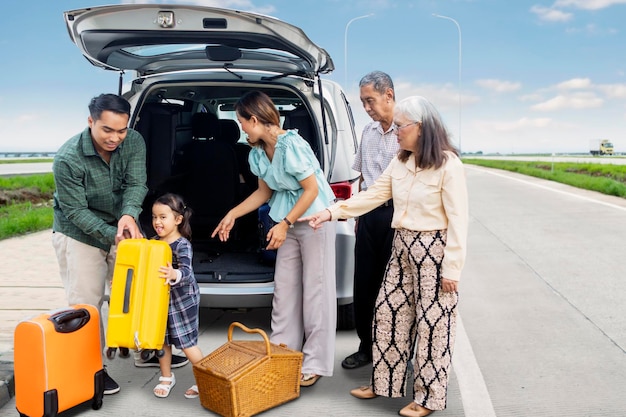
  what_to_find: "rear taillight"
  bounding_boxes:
[331,181,352,201]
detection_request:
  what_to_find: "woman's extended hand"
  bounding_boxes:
[211,213,235,242]
[441,278,458,293]
[298,208,332,230]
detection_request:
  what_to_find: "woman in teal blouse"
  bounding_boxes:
[212,91,337,387]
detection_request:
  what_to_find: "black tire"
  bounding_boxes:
[140,350,152,361]
[156,349,165,358]
[337,302,356,330]
[119,347,130,358]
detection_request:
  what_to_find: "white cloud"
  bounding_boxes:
[476,79,522,93]
[520,93,545,102]
[17,114,37,123]
[531,92,603,111]
[530,5,573,21]
[556,78,592,89]
[553,0,626,10]
[476,117,554,133]
[597,83,626,98]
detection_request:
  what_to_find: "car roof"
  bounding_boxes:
[64,4,334,78]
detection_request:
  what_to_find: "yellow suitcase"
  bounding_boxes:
[106,238,171,358]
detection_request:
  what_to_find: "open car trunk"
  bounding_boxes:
[133,81,322,289]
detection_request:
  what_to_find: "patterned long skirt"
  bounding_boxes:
[371,229,458,411]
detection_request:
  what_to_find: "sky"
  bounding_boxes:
[2,0,626,154]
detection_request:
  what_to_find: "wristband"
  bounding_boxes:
[283,217,294,228]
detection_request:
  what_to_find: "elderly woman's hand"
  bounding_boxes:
[441,278,458,293]
[298,208,332,230]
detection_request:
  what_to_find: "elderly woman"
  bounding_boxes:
[301,96,468,417]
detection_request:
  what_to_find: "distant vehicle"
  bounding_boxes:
[590,139,613,156]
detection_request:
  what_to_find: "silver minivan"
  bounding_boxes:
[64,4,359,329]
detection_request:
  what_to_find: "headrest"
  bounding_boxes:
[218,119,241,146]
[191,112,220,140]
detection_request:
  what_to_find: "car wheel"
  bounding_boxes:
[337,302,355,330]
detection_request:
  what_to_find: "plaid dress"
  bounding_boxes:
[163,237,200,349]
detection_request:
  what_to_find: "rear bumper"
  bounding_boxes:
[198,217,356,309]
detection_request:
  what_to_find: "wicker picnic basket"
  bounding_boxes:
[193,322,303,417]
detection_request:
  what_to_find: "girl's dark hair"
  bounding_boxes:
[234,90,281,127]
[154,193,193,240]
[88,93,131,121]
[395,96,458,169]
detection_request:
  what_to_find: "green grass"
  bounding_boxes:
[0,173,55,193]
[0,173,54,240]
[0,202,53,240]
[463,159,626,198]
[0,158,53,164]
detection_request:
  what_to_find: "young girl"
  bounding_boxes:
[151,193,203,399]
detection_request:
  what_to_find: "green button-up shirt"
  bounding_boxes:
[52,127,148,251]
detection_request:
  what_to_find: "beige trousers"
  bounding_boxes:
[52,232,116,349]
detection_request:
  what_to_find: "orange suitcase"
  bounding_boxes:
[106,238,171,358]
[14,304,104,417]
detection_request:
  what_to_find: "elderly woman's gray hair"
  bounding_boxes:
[395,96,458,168]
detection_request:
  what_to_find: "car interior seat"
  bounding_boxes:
[282,105,319,158]
[182,112,240,239]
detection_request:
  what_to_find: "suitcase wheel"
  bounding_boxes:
[140,350,152,361]
[92,398,103,410]
[119,347,130,358]
[156,349,165,358]
[106,347,117,360]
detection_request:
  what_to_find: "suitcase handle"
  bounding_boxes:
[123,268,134,314]
[49,308,90,333]
[228,322,271,355]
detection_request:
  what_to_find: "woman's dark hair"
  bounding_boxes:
[88,93,131,121]
[234,90,281,127]
[153,193,193,240]
[395,96,458,169]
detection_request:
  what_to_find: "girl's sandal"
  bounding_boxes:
[184,384,199,399]
[153,373,176,398]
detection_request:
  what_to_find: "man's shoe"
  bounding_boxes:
[341,351,371,369]
[135,354,189,368]
[103,367,120,395]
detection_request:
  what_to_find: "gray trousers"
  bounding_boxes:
[270,221,337,376]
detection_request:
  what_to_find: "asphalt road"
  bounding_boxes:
[1,165,625,416]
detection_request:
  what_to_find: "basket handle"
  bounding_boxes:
[228,322,271,355]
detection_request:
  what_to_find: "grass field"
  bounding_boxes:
[463,158,626,198]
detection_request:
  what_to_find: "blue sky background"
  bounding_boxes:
[2,0,626,154]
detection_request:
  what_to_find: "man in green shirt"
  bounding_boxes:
[52,93,148,395]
